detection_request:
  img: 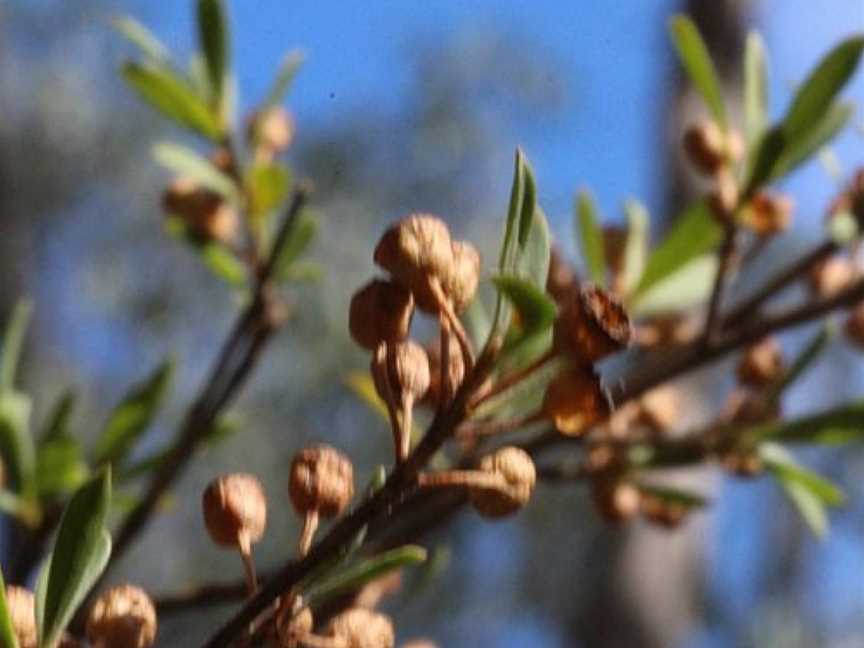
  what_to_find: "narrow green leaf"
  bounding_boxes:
[498,149,529,274]
[247,163,291,217]
[40,391,76,444]
[515,206,551,291]
[669,15,727,127]
[94,360,174,467]
[38,469,112,647]
[111,16,170,63]
[0,567,19,648]
[200,243,248,286]
[491,275,557,336]
[744,32,769,145]
[634,200,722,296]
[197,0,230,103]
[575,190,606,286]
[37,437,88,498]
[755,400,864,445]
[742,126,786,198]
[784,36,864,141]
[621,199,649,296]
[121,62,222,140]
[517,161,538,247]
[305,545,427,605]
[0,391,36,496]
[771,101,854,180]
[152,142,238,203]
[632,254,717,317]
[638,484,709,508]
[1,301,32,392]
[264,50,305,108]
[275,212,318,276]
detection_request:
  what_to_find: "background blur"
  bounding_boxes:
[2,1,864,646]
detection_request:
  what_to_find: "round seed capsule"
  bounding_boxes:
[553,284,631,364]
[326,608,395,648]
[6,586,36,648]
[808,255,854,300]
[373,214,453,292]
[202,473,267,549]
[349,279,415,350]
[289,445,354,518]
[86,585,157,648]
[469,446,536,518]
[442,240,480,313]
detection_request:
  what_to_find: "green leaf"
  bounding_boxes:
[152,142,238,203]
[36,437,88,498]
[94,359,174,467]
[247,163,291,217]
[765,325,832,403]
[575,190,606,286]
[264,50,305,108]
[743,126,786,198]
[305,545,427,605]
[38,469,112,647]
[744,32,769,146]
[637,484,709,509]
[669,15,727,127]
[40,391,76,444]
[491,276,557,337]
[1,300,32,392]
[111,16,170,63]
[634,200,722,296]
[755,400,864,445]
[200,242,248,286]
[771,101,854,180]
[632,254,717,317]
[275,211,318,276]
[0,567,19,648]
[515,206,551,291]
[783,36,864,141]
[0,391,36,497]
[621,199,649,296]
[197,0,230,104]
[121,62,222,140]
[760,443,844,537]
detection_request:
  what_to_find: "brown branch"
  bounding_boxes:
[703,223,738,342]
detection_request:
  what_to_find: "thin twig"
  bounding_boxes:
[703,224,738,343]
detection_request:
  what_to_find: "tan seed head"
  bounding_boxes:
[85,585,157,648]
[202,473,268,549]
[736,337,784,387]
[543,366,610,437]
[349,279,415,350]
[6,586,36,648]
[745,191,794,236]
[326,608,395,648]
[373,214,453,292]
[809,255,854,299]
[442,240,480,313]
[289,445,354,517]
[469,446,536,518]
[386,340,431,403]
[683,120,742,175]
[250,106,295,154]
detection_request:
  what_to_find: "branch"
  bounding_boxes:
[703,224,738,342]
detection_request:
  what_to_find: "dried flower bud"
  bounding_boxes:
[86,585,157,648]
[289,445,354,518]
[543,366,610,437]
[443,240,480,312]
[373,214,453,295]
[326,608,395,648]
[546,247,577,303]
[202,473,267,549]
[469,446,536,518]
[683,120,742,175]
[707,169,740,224]
[553,283,631,364]
[637,385,681,434]
[591,478,641,523]
[736,337,784,387]
[744,191,794,236]
[386,340,431,403]
[162,178,238,244]
[809,255,854,299]
[6,586,36,648]
[250,106,295,154]
[639,493,687,529]
[845,301,864,348]
[420,335,465,408]
[349,279,415,350]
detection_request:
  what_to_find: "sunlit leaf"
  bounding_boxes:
[771,101,854,180]
[200,242,248,286]
[669,15,727,127]
[37,437,88,498]
[197,0,230,104]
[754,400,864,445]
[0,567,18,648]
[0,391,36,497]
[1,301,32,392]
[632,254,717,316]
[111,16,170,63]
[264,50,305,108]
[575,190,606,286]
[152,142,238,203]
[40,391,76,444]
[621,199,649,296]
[744,31,768,146]
[491,275,557,336]
[516,207,551,291]
[247,163,291,218]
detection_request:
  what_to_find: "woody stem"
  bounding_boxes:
[417,470,504,491]
[298,511,320,558]
[237,533,258,596]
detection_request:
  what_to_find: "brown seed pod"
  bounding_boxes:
[289,445,355,518]
[442,240,480,313]
[590,478,641,523]
[542,366,610,437]
[162,178,238,244]
[469,446,536,518]
[326,608,395,648]
[6,586,37,648]
[736,337,784,387]
[682,120,742,175]
[373,214,453,293]
[86,585,157,648]
[202,473,268,550]
[844,301,864,348]
[809,255,854,300]
[553,283,631,364]
[744,191,794,236]
[249,106,295,154]
[349,279,415,350]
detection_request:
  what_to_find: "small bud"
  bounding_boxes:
[736,337,784,387]
[373,214,453,297]
[590,478,641,523]
[706,169,740,224]
[289,445,354,518]
[809,255,854,299]
[249,106,295,154]
[553,283,631,364]
[6,586,37,648]
[469,446,536,518]
[744,191,794,236]
[546,247,578,303]
[543,366,610,437]
[349,279,415,350]
[845,301,864,348]
[683,120,742,175]
[326,608,395,648]
[86,585,157,648]
[637,385,680,434]
[202,473,267,550]
[162,178,238,244]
